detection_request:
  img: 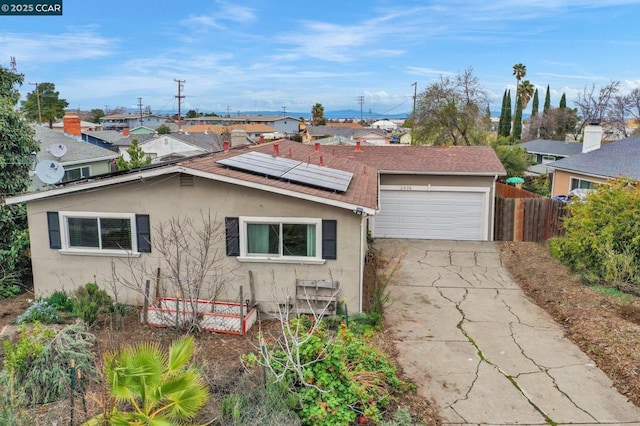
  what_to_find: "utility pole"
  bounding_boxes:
[356,95,364,124]
[29,82,42,124]
[137,97,144,127]
[282,106,287,116]
[226,105,231,118]
[174,79,185,130]
[411,81,417,145]
[104,105,110,115]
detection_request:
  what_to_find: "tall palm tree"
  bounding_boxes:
[518,80,535,109]
[85,336,209,425]
[512,63,527,93]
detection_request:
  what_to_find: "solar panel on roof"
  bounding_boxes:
[216,151,300,178]
[216,151,353,192]
[283,163,353,193]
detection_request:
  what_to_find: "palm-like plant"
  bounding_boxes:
[513,63,527,86]
[84,336,208,425]
[518,80,535,109]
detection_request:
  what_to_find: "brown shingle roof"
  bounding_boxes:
[182,141,505,211]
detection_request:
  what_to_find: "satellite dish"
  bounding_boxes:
[48,143,68,158]
[35,160,65,185]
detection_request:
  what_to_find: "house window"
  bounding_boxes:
[58,212,140,255]
[541,155,557,164]
[63,166,90,182]
[570,178,600,191]
[225,217,336,262]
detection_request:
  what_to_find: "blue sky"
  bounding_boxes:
[2,0,640,116]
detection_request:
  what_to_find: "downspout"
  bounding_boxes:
[358,213,368,313]
[490,175,498,241]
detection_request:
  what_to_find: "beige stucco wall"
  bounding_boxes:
[26,174,365,313]
[552,171,608,197]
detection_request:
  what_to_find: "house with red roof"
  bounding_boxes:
[5,140,505,313]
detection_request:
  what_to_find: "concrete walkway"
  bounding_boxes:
[381,239,640,426]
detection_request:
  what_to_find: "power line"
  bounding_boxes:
[356,96,364,124]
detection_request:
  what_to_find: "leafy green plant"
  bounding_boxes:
[85,335,209,425]
[591,285,633,304]
[1,323,94,406]
[0,266,22,299]
[46,290,75,312]
[17,299,59,324]
[379,406,424,426]
[549,178,640,292]
[247,317,409,425]
[73,282,113,326]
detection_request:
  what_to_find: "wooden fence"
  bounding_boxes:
[494,183,567,242]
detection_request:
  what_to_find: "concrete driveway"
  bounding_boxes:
[380,239,640,425]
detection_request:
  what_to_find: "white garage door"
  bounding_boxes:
[374,189,487,240]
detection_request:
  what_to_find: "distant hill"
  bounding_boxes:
[152,109,410,120]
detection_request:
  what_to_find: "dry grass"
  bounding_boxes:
[501,241,640,406]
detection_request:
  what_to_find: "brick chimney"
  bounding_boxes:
[582,123,603,153]
[63,113,81,137]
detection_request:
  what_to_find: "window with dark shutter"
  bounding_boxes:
[225,217,240,256]
[135,214,151,253]
[47,211,61,249]
[322,220,337,260]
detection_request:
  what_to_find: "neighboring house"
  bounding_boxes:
[370,119,397,131]
[116,132,226,163]
[101,113,165,131]
[5,140,505,312]
[184,115,300,134]
[547,124,640,196]
[129,126,157,135]
[183,123,278,141]
[81,129,124,150]
[520,139,584,175]
[304,126,390,145]
[52,118,101,132]
[31,125,117,187]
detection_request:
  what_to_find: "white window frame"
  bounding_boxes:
[570,177,600,191]
[58,211,140,257]
[237,216,324,264]
[63,166,91,182]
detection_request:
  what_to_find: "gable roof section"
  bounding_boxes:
[33,125,118,165]
[183,123,277,134]
[520,139,584,157]
[82,130,124,144]
[547,136,640,180]
[118,133,224,152]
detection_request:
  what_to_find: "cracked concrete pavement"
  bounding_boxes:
[381,239,640,425]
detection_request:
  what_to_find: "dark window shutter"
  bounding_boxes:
[322,220,337,260]
[136,214,151,253]
[225,217,240,256]
[47,211,61,249]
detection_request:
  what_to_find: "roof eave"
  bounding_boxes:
[379,170,507,176]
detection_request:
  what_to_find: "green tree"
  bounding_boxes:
[116,139,152,170]
[498,89,509,137]
[21,82,68,128]
[559,93,567,109]
[311,103,326,126]
[414,67,490,146]
[85,336,209,424]
[512,95,523,143]
[505,90,512,136]
[493,143,531,177]
[0,64,39,285]
[88,108,105,124]
[543,85,551,114]
[156,124,171,134]
[513,63,527,89]
[186,109,198,118]
[531,89,539,118]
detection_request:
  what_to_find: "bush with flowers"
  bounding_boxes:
[244,315,410,425]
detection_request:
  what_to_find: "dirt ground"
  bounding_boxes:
[2,240,640,424]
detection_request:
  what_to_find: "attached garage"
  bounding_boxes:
[374,187,489,240]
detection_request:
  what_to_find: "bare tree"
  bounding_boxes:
[524,107,578,142]
[574,81,620,138]
[626,88,640,135]
[609,94,631,138]
[111,210,236,332]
